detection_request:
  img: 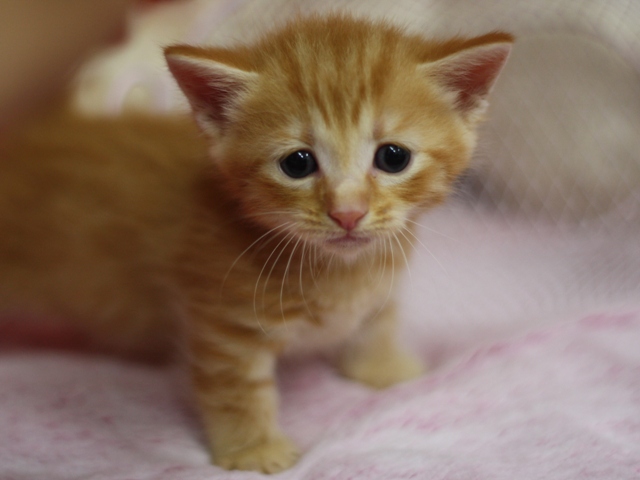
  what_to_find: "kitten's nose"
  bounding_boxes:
[329,209,367,231]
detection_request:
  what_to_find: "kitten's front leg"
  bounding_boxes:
[338,302,424,389]
[189,331,298,473]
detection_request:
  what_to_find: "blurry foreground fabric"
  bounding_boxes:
[1,310,639,479]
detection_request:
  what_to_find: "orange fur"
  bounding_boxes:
[0,15,512,473]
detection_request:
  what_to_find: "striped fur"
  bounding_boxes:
[0,15,512,473]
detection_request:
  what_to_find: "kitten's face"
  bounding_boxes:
[166,16,512,260]
[219,67,468,259]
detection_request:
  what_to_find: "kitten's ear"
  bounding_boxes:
[164,45,257,136]
[422,34,513,120]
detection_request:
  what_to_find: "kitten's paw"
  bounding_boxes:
[214,436,299,474]
[340,349,425,389]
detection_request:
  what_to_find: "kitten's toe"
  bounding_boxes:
[340,349,425,389]
[215,436,299,474]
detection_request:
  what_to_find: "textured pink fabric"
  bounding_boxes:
[1,313,639,479]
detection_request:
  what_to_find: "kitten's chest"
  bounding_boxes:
[282,268,391,355]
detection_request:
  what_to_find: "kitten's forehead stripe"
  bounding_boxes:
[256,17,402,132]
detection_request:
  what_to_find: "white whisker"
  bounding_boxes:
[403,226,447,274]
[299,240,315,320]
[404,218,460,244]
[388,236,395,299]
[392,231,412,288]
[397,227,415,249]
[252,230,296,332]
[220,222,292,297]
[262,232,297,318]
[378,232,388,290]
[309,243,319,288]
[280,236,302,326]
[366,243,377,279]
[308,242,320,289]
[370,236,395,322]
[326,250,336,274]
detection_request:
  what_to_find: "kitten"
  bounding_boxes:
[0,15,512,473]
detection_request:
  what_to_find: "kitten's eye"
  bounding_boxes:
[374,144,411,173]
[280,150,318,179]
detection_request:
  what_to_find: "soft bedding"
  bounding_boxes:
[2,313,640,480]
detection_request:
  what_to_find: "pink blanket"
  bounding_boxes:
[2,205,639,479]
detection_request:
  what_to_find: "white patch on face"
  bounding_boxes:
[312,109,377,183]
[258,104,450,259]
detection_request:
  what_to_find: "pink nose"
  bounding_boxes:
[329,209,367,231]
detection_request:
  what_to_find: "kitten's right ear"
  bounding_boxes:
[164,45,257,136]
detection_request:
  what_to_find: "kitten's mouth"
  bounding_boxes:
[325,234,372,249]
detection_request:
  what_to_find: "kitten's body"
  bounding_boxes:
[0,15,512,473]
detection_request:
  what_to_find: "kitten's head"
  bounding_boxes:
[166,15,512,260]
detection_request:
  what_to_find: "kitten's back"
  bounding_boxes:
[0,109,208,358]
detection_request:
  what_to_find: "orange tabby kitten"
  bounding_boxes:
[0,15,512,473]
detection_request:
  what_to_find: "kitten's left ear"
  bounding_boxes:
[164,45,258,137]
[422,34,513,121]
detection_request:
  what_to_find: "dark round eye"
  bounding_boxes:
[280,150,318,179]
[374,144,411,173]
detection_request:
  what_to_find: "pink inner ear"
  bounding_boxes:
[166,56,245,124]
[437,45,511,112]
